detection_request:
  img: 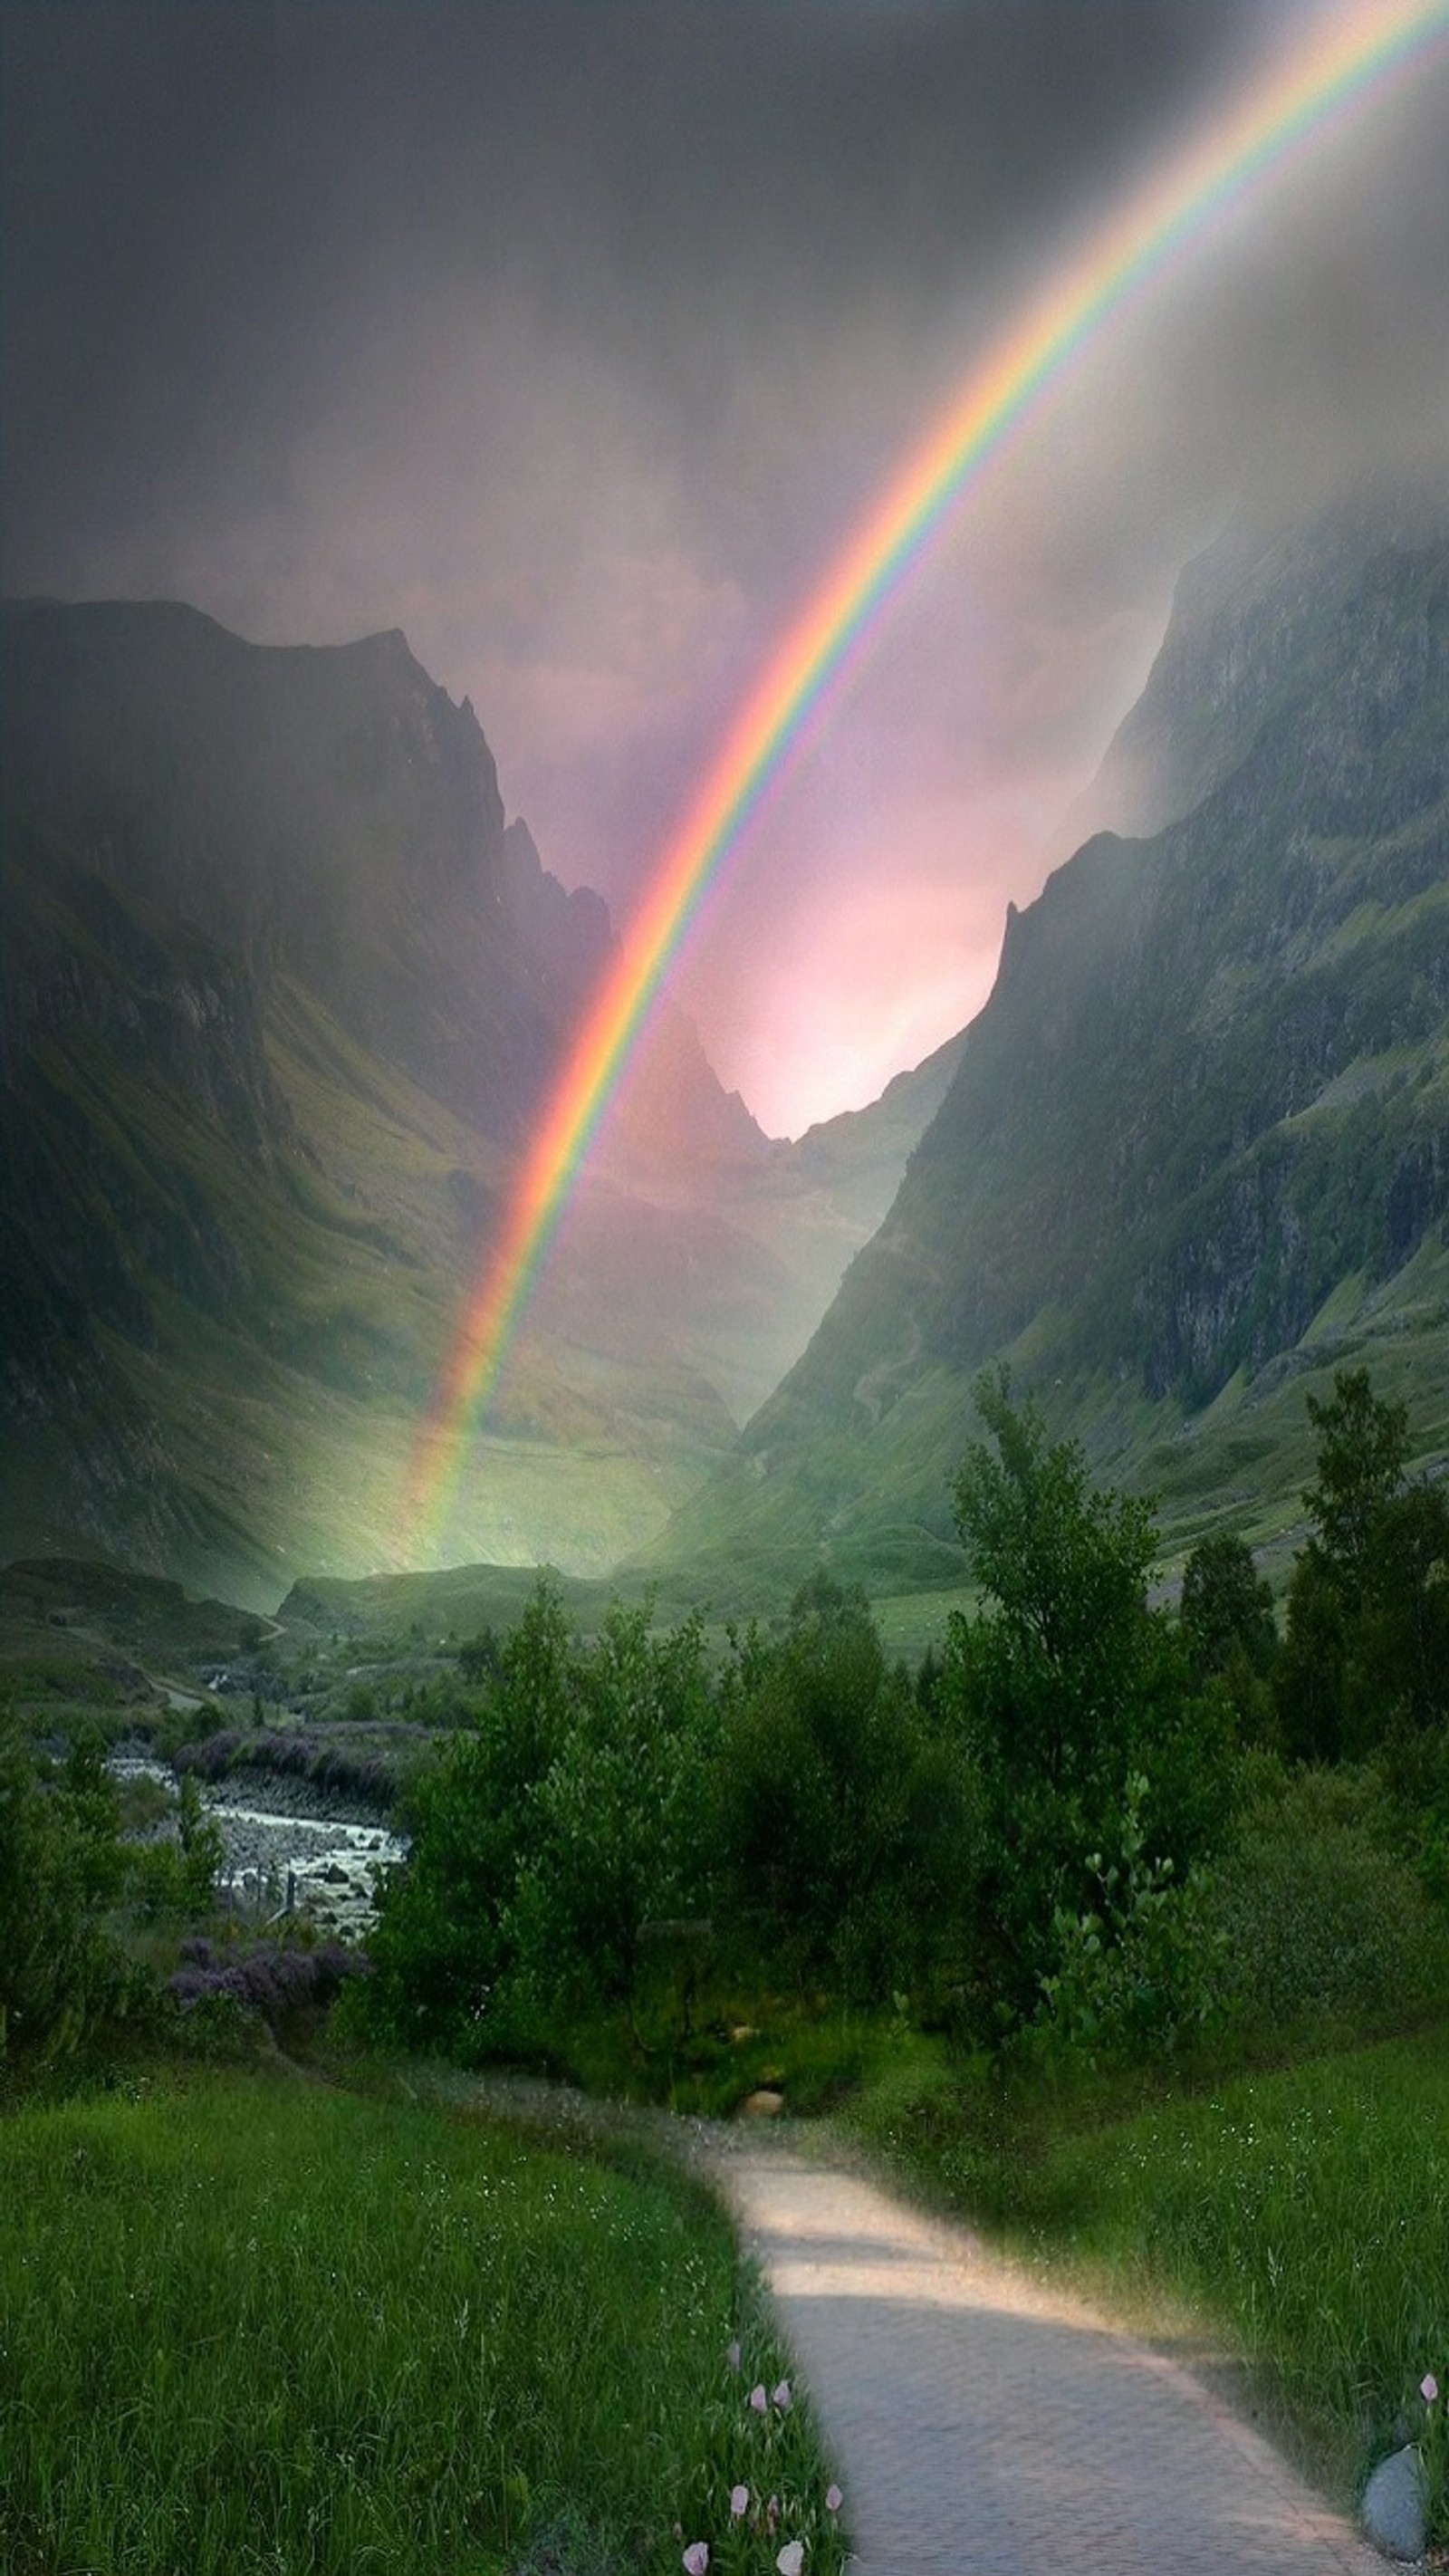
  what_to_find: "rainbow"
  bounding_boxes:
[408,0,1449,1552]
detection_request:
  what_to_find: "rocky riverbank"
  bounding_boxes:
[110,1753,407,1938]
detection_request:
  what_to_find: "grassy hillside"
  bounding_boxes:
[2,848,740,1602]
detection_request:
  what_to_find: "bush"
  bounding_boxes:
[1032,1772,1227,2069]
[174,1728,397,1807]
[1204,1759,1449,2042]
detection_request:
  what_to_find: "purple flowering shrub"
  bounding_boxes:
[167,1937,368,2030]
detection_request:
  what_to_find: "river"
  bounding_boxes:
[110,1754,408,1938]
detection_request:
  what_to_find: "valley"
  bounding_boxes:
[5,489,1449,1637]
[7,16,1449,2576]
[0,601,958,1605]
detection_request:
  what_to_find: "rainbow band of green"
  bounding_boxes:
[408,0,1449,1554]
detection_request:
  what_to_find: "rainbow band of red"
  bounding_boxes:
[408,0,1449,1551]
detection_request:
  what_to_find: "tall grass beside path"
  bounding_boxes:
[0,2068,848,2576]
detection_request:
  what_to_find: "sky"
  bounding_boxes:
[4,2,1449,1137]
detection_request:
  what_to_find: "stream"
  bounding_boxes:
[110,1754,408,1938]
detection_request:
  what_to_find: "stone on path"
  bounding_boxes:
[1361,2445,1428,2561]
[711,2134,1390,2576]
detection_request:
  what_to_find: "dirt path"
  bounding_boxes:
[706,2128,1387,2576]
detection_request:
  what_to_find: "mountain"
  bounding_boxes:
[1080,485,1449,843]
[0,600,953,1600]
[650,490,1449,1609]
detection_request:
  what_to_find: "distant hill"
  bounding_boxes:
[650,489,1449,1610]
[0,601,956,1600]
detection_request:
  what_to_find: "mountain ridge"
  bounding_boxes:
[647,494,1449,1608]
[0,597,959,1598]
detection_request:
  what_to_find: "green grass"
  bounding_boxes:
[844,2023,1449,2520]
[0,2067,849,2576]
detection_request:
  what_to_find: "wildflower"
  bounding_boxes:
[726,2339,742,2374]
[777,2544,805,2576]
[1424,2373,1440,2404]
[772,2379,792,2411]
[749,2383,769,2414]
[729,2485,749,2520]
[825,2484,843,2514]
[682,2544,710,2575]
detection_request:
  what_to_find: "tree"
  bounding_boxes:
[1303,1369,1408,1588]
[1179,1531,1279,1746]
[715,1573,962,1999]
[509,1599,718,2014]
[1276,1368,1449,1760]
[363,1581,723,2052]
[0,1720,134,2062]
[1180,1533,1278,1687]
[940,1370,1226,2033]
[948,1367,1164,1800]
[362,1577,578,2054]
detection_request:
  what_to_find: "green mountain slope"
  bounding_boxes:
[650,495,1449,1610]
[1,601,954,1600]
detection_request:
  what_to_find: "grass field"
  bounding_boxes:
[0,2069,849,2576]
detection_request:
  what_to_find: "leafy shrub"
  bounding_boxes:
[1032,1771,1227,2068]
[1204,1759,1449,2040]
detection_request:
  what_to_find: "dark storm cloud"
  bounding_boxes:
[2,1,1261,582]
[5,2,1448,1129]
